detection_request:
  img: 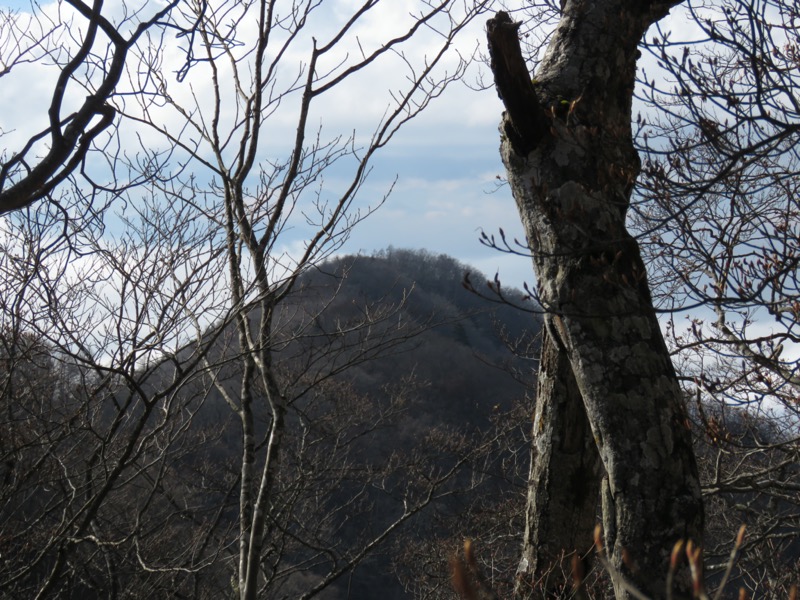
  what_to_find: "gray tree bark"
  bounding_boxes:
[486,3,703,598]
[516,329,600,597]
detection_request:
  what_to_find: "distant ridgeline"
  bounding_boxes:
[181,246,541,434]
[270,248,543,599]
[90,248,543,599]
[293,248,542,422]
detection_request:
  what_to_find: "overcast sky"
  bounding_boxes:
[0,0,705,293]
[0,0,538,290]
[6,1,790,365]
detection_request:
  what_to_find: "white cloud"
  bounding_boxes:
[0,0,530,290]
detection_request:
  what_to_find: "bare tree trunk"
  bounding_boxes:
[486,3,703,598]
[516,329,601,597]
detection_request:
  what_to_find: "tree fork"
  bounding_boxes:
[487,4,703,598]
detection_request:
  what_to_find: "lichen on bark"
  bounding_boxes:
[487,4,703,599]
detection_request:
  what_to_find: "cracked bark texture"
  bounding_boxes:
[517,328,601,597]
[486,3,703,598]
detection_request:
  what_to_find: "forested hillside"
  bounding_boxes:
[270,248,541,598]
[5,0,800,596]
[296,249,538,425]
[1,248,541,599]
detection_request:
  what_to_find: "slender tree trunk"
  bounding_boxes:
[486,3,703,598]
[516,329,601,597]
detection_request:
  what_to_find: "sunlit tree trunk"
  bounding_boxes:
[486,3,703,598]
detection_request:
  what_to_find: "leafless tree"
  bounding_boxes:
[485,3,704,598]
[0,0,180,216]
[0,1,492,598]
[0,182,237,598]
[474,0,800,597]
[631,0,800,593]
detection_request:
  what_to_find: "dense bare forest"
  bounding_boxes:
[4,0,800,598]
[1,247,539,598]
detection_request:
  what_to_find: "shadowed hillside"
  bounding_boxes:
[297,248,540,425]
[0,248,542,600]
[272,248,542,598]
